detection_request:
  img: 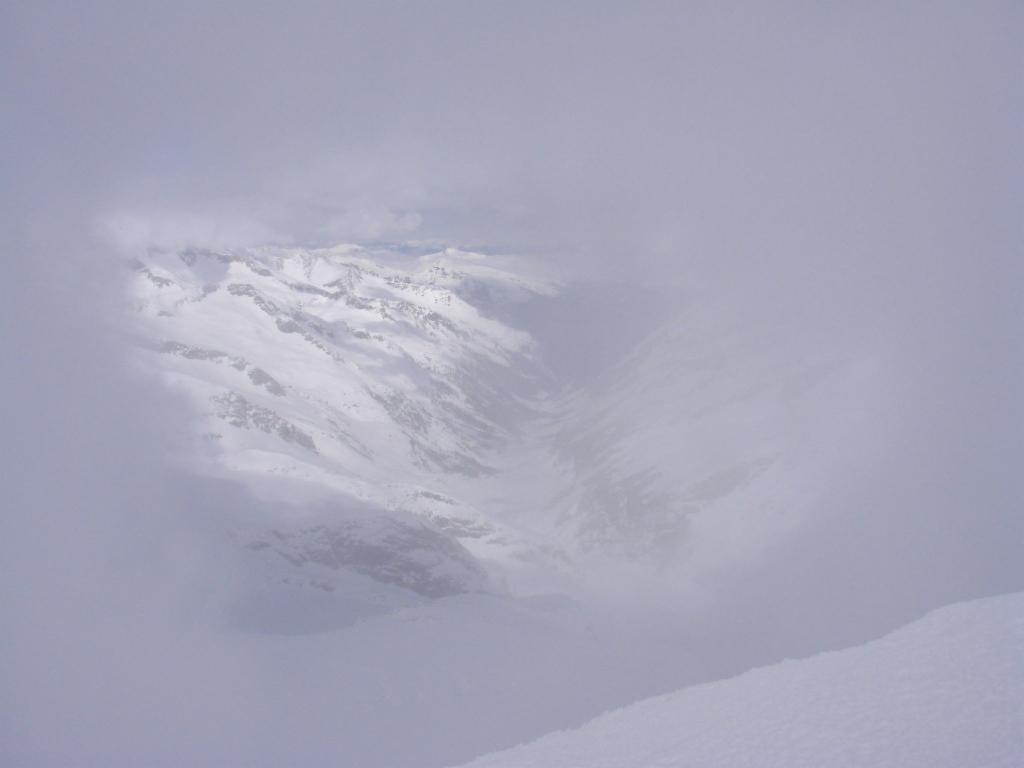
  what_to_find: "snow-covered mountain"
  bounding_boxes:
[128,243,882,616]
[130,244,577,612]
[456,590,1024,768]
[544,297,884,582]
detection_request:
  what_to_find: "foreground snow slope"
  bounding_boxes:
[457,590,1024,768]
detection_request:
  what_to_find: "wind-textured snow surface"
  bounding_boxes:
[457,591,1024,768]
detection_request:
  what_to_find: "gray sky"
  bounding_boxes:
[4,1,1021,369]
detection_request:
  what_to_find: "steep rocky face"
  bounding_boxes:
[247,517,488,598]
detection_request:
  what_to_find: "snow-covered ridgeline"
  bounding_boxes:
[457,590,1024,768]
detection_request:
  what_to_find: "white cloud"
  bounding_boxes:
[100,211,281,254]
[322,208,423,241]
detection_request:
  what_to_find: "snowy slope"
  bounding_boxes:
[456,590,1024,768]
[129,244,569,606]
[543,296,885,583]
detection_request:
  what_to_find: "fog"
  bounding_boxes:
[2,2,1022,765]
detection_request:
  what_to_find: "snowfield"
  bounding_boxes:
[456,590,1024,768]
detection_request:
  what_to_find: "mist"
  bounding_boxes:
[2,2,1022,766]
